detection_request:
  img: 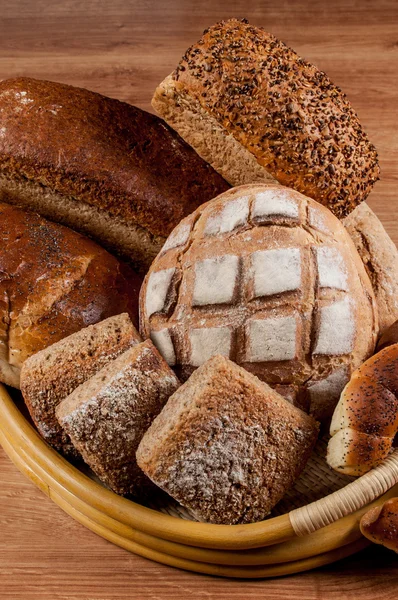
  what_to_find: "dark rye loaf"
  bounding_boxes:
[0,203,141,390]
[0,77,229,271]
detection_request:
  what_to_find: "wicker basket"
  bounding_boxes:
[1,384,397,578]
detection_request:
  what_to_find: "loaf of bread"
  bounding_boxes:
[0,203,141,389]
[20,313,141,457]
[137,355,319,524]
[152,18,379,219]
[0,78,229,272]
[343,203,398,335]
[360,498,398,553]
[140,184,379,419]
[56,340,180,496]
[377,320,398,351]
[327,344,398,476]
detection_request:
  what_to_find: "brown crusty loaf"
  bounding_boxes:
[140,184,379,420]
[56,340,180,497]
[152,18,379,218]
[20,313,142,457]
[343,203,398,335]
[0,77,229,271]
[360,497,398,553]
[327,344,398,476]
[0,203,141,389]
[137,355,319,524]
[377,320,398,352]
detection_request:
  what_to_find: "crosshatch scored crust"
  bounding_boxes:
[152,18,379,218]
[140,184,379,419]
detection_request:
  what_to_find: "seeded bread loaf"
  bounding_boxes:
[137,355,319,524]
[0,77,229,272]
[0,203,141,390]
[328,344,398,476]
[152,18,379,219]
[140,184,379,419]
[343,203,398,335]
[56,340,180,496]
[20,313,141,457]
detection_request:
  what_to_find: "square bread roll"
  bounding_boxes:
[21,313,142,457]
[137,355,319,524]
[56,340,180,497]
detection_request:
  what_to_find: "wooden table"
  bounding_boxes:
[0,1,397,597]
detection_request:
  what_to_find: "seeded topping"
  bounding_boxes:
[174,18,380,218]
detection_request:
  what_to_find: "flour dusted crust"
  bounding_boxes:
[152,18,379,218]
[56,340,180,496]
[21,314,142,457]
[343,202,398,334]
[140,184,379,419]
[137,355,319,524]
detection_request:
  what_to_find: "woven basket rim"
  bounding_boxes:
[1,384,397,552]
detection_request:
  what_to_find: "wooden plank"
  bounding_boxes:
[0,0,397,596]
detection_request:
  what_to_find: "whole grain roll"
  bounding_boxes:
[0,77,229,272]
[152,18,380,218]
[0,203,142,388]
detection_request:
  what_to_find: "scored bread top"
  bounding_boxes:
[170,18,379,218]
[140,184,378,419]
[0,77,229,238]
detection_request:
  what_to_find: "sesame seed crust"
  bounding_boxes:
[173,18,380,218]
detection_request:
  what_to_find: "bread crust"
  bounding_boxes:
[57,340,180,496]
[137,355,319,524]
[140,183,378,419]
[153,18,379,218]
[0,77,229,267]
[343,203,398,334]
[0,203,142,388]
[328,344,398,475]
[21,314,141,457]
[360,498,398,553]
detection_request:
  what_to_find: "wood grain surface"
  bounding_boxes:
[0,0,397,598]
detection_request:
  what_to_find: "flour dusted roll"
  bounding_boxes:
[152,18,379,219]
[0,203,141,388]
[140,184,379,419]
[328,344,398,476]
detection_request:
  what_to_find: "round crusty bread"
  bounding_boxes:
[0,203,142,388]
[140,184,378,419]
[152,18,380,219]
[343,203,398,335]
[328,343,398,476]
[360,497,398,553]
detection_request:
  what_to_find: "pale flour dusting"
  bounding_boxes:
[246,315,298,362]
[251,189,299,220]
[161,221,191,253]
[314,297,355,355]
[145,268,176,318]
[189,327,232,366]
[251,247,301,297]
[150,328,176,366]
[203,196,249,236]
[316,246,349,291]
[192,255,239,305]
